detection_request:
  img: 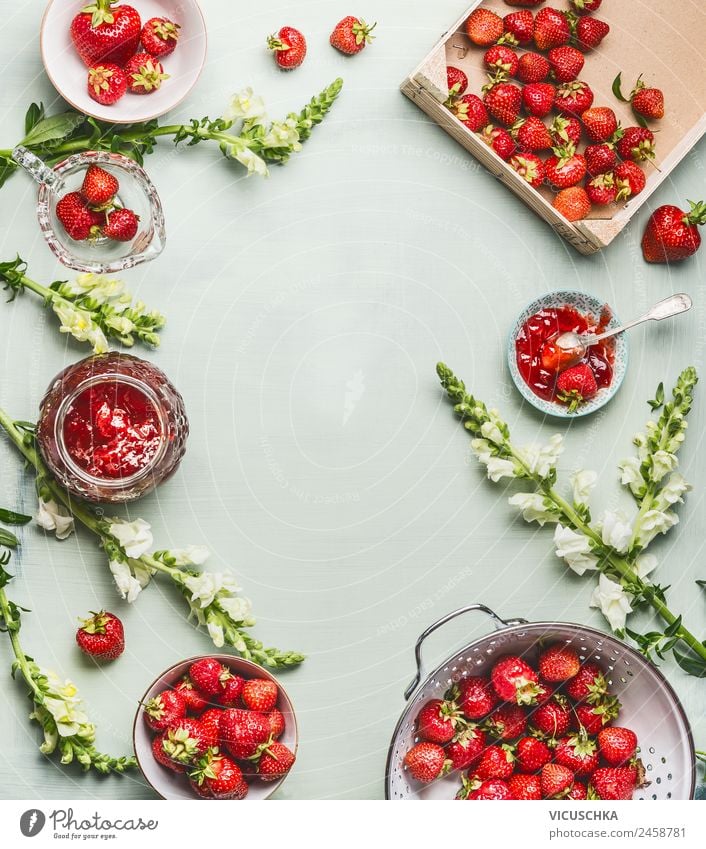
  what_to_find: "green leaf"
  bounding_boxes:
[696,579,706,590]
[648,382,665,411]
[673,645,706,678]
[0,508,31,525]
[0,529,19,548]
[612,72,629,103]
[24,102,45,136]
[633,112,649,129]
[21,112,85,147]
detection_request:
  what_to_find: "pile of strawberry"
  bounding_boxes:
[56,164,139,243]
[446,0,664,223]
[403,643,647,800]
[143,657,296,800]
[70,1,181,107]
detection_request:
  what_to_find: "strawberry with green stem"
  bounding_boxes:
[404,742,449,783]
[330,17,376,54]
[545,143,587,189]
[76,610,124,660]
[613,73,664,122]
[141,17,180,58]
[125,54,169,95]
[87,64,127,106]
[268,26,307,70]
[501,10,535,45]
[446,67,468,98]
[557,363,598,411]
[509,152,546,188]
[642,201,706,263]
[465,8,504,46]
[71,0,142,68]
[189,750,245,798]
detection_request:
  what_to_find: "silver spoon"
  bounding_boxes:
[555,293,693,357]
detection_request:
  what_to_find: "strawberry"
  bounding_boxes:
[268,26,307,70]
[242,678,278,713]
[216,675,245,707]
[539,644,580,681]
[176,677,209,713]
[557,363,598,409]
[71,1,142,68]
[509,152,546,189]
[255,741,296,781]
[531,696,571,738]
[555,732,600,775]
[515,736,552,772]
[522,82,555,117]
[453,94,489,132]
[548,46,584,83]
[144,689,187,732]
[75,610,124,660]
[445,725,486,771]
[481,125,516,161]
[485,704,527,740]
[457,677,498,720]
[589,766,637,800]
[508,773,542,800]
[475,744,515,780]
[87,64,127,106]
[124,53,169,94]
[502,10,535,45]
[189,657,230,697]
[484,82,522,126]
[555,80,594,116]
[232,778,249,799]
[642,202,706,263]
[566,662,609,703]
[632,85,665,121]
[199,708,224,741]
[484,45,519,77]
[617,126,656,162]
[573,698,620,734]
[465,8,504,46]
[582,106,618,142]
[567,781,588,799]
[220,708,271,759]
[598,727,638,766]
[189,776,213,798]
[516,116,552,152]
[585,142,617,175]
[267,708,286,740]
[575,17,610,50]
[550,115,581,147]
[152,732,185,773]
[614,161,646,200]
[141,17,180,58]
[417,698,462,744]
[80,165,118,207]
[541,763,574,798]
[586,172,617,206]
[517,52,550,83]
[103,207,139,241]
[403,742,448,783]
[446,66,468,97]
[569,0,601,13]
[189,751,244,799]
[534,8,571,51]
[330,17,376,54]
[467,778,514,800]
[56,192,98,241]
[491,655,542,705]
[162,717,218,765]
[545,145,587,188]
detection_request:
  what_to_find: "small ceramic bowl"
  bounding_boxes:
[134,655,299,800]
[507,290,629,418]
[40,0,207,124]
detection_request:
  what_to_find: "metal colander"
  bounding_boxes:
[385,604,696,800]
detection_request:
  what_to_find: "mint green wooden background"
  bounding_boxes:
[1,0,705,800]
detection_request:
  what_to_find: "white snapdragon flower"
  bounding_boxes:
[70,274,126,303]
[219,595,254,625]
[41,671,93,738]
[636,509,679,548]
[480,420,504,446]
[654,473,692,510]
[183,572,241,609]
[169,545,210,566]
[508,493,558,526]
[35,498,74,540]
[104,314,136,336]
[518,434,563,479]
[634,552,658,582]
[109,560,143,603]
[553,524,599,575]
[471,438,517,482]
[261,118,301,150]
[109,518,153,558]
[53,302,108,354]
[633,432,649,462]
[590,573,633,632]
[570,470,597,506]
[207,621,225,648]
[226,141,269,177]
[224,88,267,124]
[651,450,678,482]
[618,457,645,497]
[598,510,633,554]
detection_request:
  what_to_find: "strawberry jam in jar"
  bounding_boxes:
[37,353,188,503]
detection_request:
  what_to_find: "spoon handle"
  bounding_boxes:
[11,146,63,194]
[588,294,693,345]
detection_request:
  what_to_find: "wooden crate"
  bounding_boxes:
[401,0,706,255]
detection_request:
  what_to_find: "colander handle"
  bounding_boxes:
[403,603,527,701]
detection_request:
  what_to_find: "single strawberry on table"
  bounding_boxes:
[557,363,598,410]
[87,64,127,106]
[80,164,119,207]
[143,688,187,732]
[71,0,142,68]
[642,201,706,263]
[242,678,279,712]
[254,741,296,781]
[330,16,376,54]
[403,741,448,783]
[553,186,591,222]
[465,8,504,46]
[509,152,546,189]
[75,609,124,661]
[56,192,98,241]
[522,82,556,118]
[124,53,169,94]
[268,26,307,70]
[517,52,550,84]
[141,17,181,58]
[103,207,139,241]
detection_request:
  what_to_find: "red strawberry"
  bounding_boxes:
[446,66,468,97]
[267,708,286,740]
[458,677,498,720]
[189,776,213,798]
[103,207,139,241]
[541,763,575,798]
[143,689,187,732]
[56,192,98,241]
[550,115,582,147]
[465,8,504,46]
[141,17,180,58]
[539,644,580,681]
[534,8,571,51]
[417,698,461,744]
[162,717,218,765]
[268,26,307,70]
[152,732,185,773]
[484,82,522,126]
[75,610,124,660]
[491,655,542,705]
[555,80,594,116]
[502,10,535,45]
[632,84,665,121]
[582,106,617,142]
[484,45,519,77]
[517,52,550,83]
[481,125,516,160]
[486,704,527,740]
[553,187,591,222]
[548,46,584,83]
[330,17,376,54]
[614,161,646,200]
[566,663,609,702]
[220,708,271,759]
[531,696,571,738]
[557,363,598,409]
[555,732,600,776]
[189,751,244,799]
[585,142,617,175]
[453,94,489,132]
[586,172,617,205]
[598,727,638,766]
[575,17,610,50]
[475,744,515,780]
[509,152,546,188]
[216,675,245,707]
[467,778,514,800]
[124,53,169,94]
[403,742,448,783]
[445,726,486,771]
[522,82,555,117]
[242,678,278,713]
[642,202,706,264]
[256,741,296,781]
[508,773,542,800]
[71,1,142,68]
[589,766,637,800]
[617,126,656,162]
[87,64,127,106]
[569,0,602,13]
[515,736,552,772]
[189,657,230,697]
[516,116,552,151]
[80,165,119,207]
[545,145,587,188]
[176,677,209,713]
[573,698,620,734]
[567,781,588,799]
[199,708,224,741]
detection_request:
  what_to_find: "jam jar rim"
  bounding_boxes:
[52,371,170,490]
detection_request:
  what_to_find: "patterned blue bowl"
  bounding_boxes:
[507,290,629,418]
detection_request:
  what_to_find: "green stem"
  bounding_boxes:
[0,586,40,697]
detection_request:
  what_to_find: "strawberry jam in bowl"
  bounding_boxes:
[37,352,188,502]
[508,291,628,418]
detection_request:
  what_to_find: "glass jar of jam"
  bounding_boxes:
[36,353,188,503]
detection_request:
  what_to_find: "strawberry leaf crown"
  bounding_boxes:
[82,0,118,28]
